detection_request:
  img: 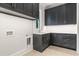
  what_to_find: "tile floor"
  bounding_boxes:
[23,46,79,56]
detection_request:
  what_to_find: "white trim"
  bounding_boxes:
[10,48,33,56]
[77,3,79,52]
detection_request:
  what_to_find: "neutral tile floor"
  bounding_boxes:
[23,46,79,56]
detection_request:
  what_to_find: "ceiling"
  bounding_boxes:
[40,3,65,9]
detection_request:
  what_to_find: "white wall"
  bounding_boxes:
[39,4,45,32]
[0,13,33,55]
[33,20,40,33]
[43,25,77,34]
[77,3,79,52]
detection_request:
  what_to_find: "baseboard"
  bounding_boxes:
[51,44,76,51]
[10,48,33,56]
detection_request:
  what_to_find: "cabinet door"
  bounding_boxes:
[33,34,43,52]
[45,10,51,25]
[65,3,76,24]
[13,3,24,13]
[42,34,50,47]
[56,5,65,25]
[32,3,39,19]
[50,33,54,44]
[0,3,13,9]
[23,3,33,16]
[45,8,57,25]
[73,3,76,24]
[53,34,64,46]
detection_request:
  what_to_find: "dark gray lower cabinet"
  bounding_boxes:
[33,33,76,52]
[33,33,50,52]
[50,33,76,50]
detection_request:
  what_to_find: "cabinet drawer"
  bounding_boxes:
[63,34,76,39]
[62,34,76,50]
[63,38,76,50]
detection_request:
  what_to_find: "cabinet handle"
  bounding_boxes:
[64,39,70,40]
[11,4,13,8]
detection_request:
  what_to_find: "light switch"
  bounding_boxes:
[6,31,13,36]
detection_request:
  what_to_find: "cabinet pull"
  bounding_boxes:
[65,39,70,40]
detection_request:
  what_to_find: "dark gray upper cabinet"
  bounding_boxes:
[65,3,76,24]
[45,3,76,25]
[3,3,13,8]
[0,3,39,19]
[56,5,65,25]
[23,3,33,17]
[13,3,24,13]
[45,7,57,25]
[32,3,39,19]
[0,3,14,9]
